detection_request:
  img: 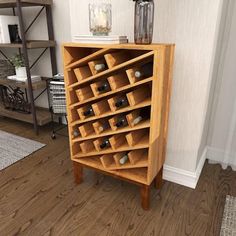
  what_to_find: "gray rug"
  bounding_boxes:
[221,195,236,236]
[0,130,45,170]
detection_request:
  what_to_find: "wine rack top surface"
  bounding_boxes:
[63,43,175,50]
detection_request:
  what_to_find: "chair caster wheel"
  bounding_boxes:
[51,134,56,139]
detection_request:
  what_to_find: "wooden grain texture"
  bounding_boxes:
[148,45,175,184]
[140,184,150,210]
[67,51,154,89]
[63,43,174,50]
[69,76,153,109]
[71,99,151,127]
[67,48,111,70]
[0,40,55,49]
[73,162,83,184]
[0,119,235,235]
[0,104,51,126]
[0,79,47,90]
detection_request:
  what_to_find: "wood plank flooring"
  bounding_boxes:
[0,118,235,236]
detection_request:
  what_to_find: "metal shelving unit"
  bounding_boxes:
[48,74,67,139]
[0,0,57,134]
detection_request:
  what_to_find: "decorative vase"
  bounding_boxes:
[134,0,154,44]
[89,3,112,36]
[15,67,26,78]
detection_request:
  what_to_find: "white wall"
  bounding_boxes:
[69,0,223,179]
[207,0,236,167]
[28,0,71,107]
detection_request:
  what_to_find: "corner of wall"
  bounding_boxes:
[163,147,207,189]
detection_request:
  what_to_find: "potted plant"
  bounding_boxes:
[10,54,26,78]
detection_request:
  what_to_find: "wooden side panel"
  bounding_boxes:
[63,46,75,160]
[147,46,175,184]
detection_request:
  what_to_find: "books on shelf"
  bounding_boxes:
[7,75,41,83]
[73,35,128,44]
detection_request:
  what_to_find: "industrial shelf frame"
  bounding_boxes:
[0,0,57,134]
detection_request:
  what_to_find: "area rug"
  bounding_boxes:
[220,195,236,236]
[0,130,45,170]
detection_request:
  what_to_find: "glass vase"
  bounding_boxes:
[134,0,154,44]
[89,3,112,36]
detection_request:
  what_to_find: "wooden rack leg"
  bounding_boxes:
[73,162,83,184]
[140,184,150,210]
[154,167,163,190]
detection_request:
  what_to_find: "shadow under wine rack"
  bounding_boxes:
[63,43,175,210]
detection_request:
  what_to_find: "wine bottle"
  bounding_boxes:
[73,130,80,138]
[115,97,129,108]
[131,108,149,126]
[97,82,110,93]
[115,117,128,128]
[119,153,129,165]
[100,138,111,149]
[83,106,94,117]
[94,63,106,72]
[98,122,109,133]
[134,62,153,79]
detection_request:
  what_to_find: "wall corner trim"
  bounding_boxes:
[163,147,207,189]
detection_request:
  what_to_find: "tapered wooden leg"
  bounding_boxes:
[94,172,100,185]
[154,167,163,190]
[73,162,83,184]
[140,185,150,210]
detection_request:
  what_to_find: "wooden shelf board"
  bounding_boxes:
[64,42,175,51]
[72,120,150,143]
[68,51,154,89]
[69,77,153,109]
[66,48,112,70]
[0,78,47,90]
[0,104,51,126]
[73,157,148,185]
[74,134,149,158]
[115,168,148,185]
[0,0,52,8]
[71,99,151,126]
[106,159,148,171]
[0,40,55,49]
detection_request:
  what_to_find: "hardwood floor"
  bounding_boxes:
[0,118,235,236]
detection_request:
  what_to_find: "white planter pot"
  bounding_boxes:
[15,67,26,78]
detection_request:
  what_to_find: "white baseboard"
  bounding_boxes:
[207,146,236,171]
[163,147,207,189]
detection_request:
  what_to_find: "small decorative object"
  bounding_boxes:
[133,0,154,44]
[8,24,22,43]
[73,35,128,44]
[89,3,112,36]
[0,15,20,43]
[10,54,26,78]
[0,85,31,113]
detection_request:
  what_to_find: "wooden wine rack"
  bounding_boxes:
[63,43,175,210]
